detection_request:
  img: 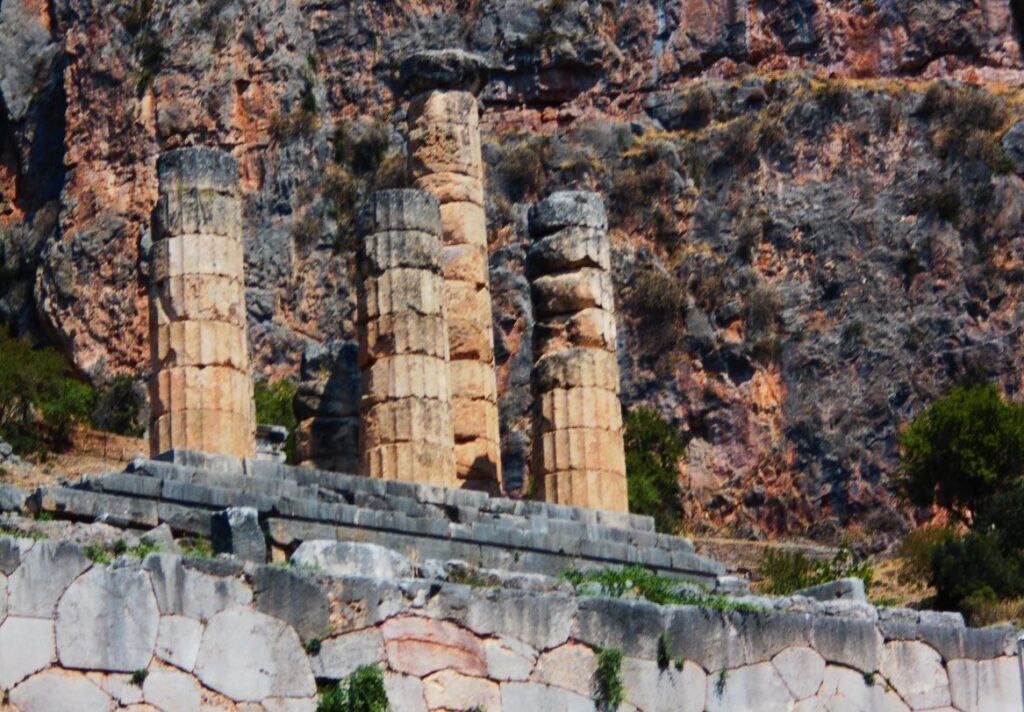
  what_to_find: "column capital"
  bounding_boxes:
[398,49,489,96]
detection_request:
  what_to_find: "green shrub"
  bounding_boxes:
[318,665,389,712]
[896,383,1024,523]
[350,122,390,176]
[760,545,873,595]
[254,379,297,464]
[624,407,685,534]
[593,648,624,711]
[657,632,671,670]
[929,531,1024,612]
[0,325,96,453]
[130,669,149,687]
[896,526,956,586]
[495,142,545,202]
[91,374,144,437]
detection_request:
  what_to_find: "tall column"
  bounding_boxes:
[527,192,627,512]
[356,190,456,486]
[401,50,502,491]
[149,147,255,458]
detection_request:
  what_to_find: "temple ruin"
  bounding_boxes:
[401,50,503,492]
[527,192,629,512]
[356,189,456,486]
[149,147,256,459]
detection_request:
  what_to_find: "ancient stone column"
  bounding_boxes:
[401,50,501,491]
[527,192,627,512]
[149,147,255,458]
[356,190,456,486]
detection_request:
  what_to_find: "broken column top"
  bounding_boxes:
[157,146,239,190]
[398,49,489,96]
[357,189,442,235]
[528,191,608,237]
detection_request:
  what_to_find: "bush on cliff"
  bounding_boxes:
[254,379,297,464]
[624,406,686,534]
[0,325,95,454]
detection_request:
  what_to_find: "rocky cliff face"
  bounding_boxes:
[1,0,1023,545]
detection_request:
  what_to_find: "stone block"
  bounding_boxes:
[361,441,456,485]
[0,482,27,512]
[152,233,244,282]
[442,242,489,287]
[484,636,538,682]
[311,628,385,680]
[534,348,621,392]
[794,577,866,602]
[623,657,706,712]
[143,668,202,712]
[423,670,500,711]
[294,417,359,473]
[357,189,442,236]
[531,270,615,316]
[527,225,612,275]
[401,52,488,94]
[356,268,445,321]
[499,681,595,712]
[151,365,252,418]
[143,554,252,621]
[414,171,484,207]
[10,669,114,712]
[573,597,663,658]
[157,146,239,193]
[151,408,254,460]
[251,565,330,643]
[537,386,623,434]
[409,123,483,179]
[156,615,203,672]
[817,665,910,712]
[771,646,825,700]
[361,398,454,449]
[450,359,499,400]
[384,672,428,712]
[151,319,249,370]
[359,229,442,275]
[439,201,487,248]
[360,353,450,406]
[194,606,316,702]
[383,615,487,677]
[705,661,793,712]
[533,308,618,356]
[881,640,951,709]
[537,426,627,473]
[528,191,608,236]
[454,438,501,482]
[0,616,54,689]
[290,540,413,579]
[154,273,246,323]
[56,566,160,672]
[154,189,243,239]
[532,642,596,696]
[210,507,266,562]
[359,313,448,364]
[7,539,91,618]
[809,616,884,672]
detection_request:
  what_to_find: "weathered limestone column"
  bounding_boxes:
[356,190,456,486]
[527,192,627,512]
[401,50,501,491]
[149,147,255,458]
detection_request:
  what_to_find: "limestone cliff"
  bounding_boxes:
[2,0,1024,544]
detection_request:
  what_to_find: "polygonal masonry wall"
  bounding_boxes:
[0,534,1020,712]
[402,50,502,492]
[356,190,457,487]
[528,192,628,513]
[149,147,256,459]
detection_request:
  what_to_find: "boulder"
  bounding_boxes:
[290,540,412,579]
[194,606,315,701]
[56,566,160,672]
[0,483,26,512]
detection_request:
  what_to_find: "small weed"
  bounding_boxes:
[304,636,323,655]
[760,544,874,595]
[657,632,671,670]
[863,671,876,686]
[715,668,729,698]
[35,511,54,522]
[317,664,389,712]
[593,647,624,711]
[85,545,113,565]
[131,669,149,687]
[181,537,214,558]
[674,657,684,671]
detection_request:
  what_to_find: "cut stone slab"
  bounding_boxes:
[818,665,910,712]
[143,667,202,712]
[194,606,315,701]
[463,589,576,651]
[211,506,266,562]
[156,615,203,672]
[484,636,538,681]
[290,540,412,579]
[144,554,252,621]
[10,669,114,712]
[705,661,793,712]
[384,672,427,712]
[0,616,54,689]
[622,656,706,712]
[56,566,160,672]
[7,539,91,617]
[772,646,826,700]
[794,577,866,602]
[881,640,951,709]
[251,565,330,642]
[383,615,486,677]
[532,642,597,696]
[948,655,1020,712]
[311,628,385,680]
[423,669,501,711]
[499,681,596,711]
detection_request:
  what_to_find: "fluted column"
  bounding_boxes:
[149,147,255,458]
[401,49,501,491]
[527,192,627,512]
[356,190,456,486]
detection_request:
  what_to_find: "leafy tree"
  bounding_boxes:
[91,374,145,437]
[624,406,686,533]
[896,383,1024,523]
[254,378,298,463]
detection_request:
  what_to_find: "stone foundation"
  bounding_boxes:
[148,147,255,459]
[356,190,456,487]
[403,50,502,491]
[528,192,628,512]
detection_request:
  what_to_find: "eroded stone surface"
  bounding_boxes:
[532,642,597,696]
[194,606,315,701]
[0,616,54,689]
[881,640,951,709]
[56,566,159,672]
[484,636,538,681]
[383,615,487,677]
[622,656,706,712]
[7,540,91,617]
[705,661,793,712]
[144,554,252,621]
[423,669,501,710]
[312,628,385,680]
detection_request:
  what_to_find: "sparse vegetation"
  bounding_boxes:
[131,669,149,687]
[91,374,145,437]
[317,665,389,712]
[593,647,624,711]
[254,379,298,464]
[760,545,874,595]
[624,407,686,534]
[494,141,545,202]
[181,537,215,558]
[714,668,728,697]
[657,632,671,670]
